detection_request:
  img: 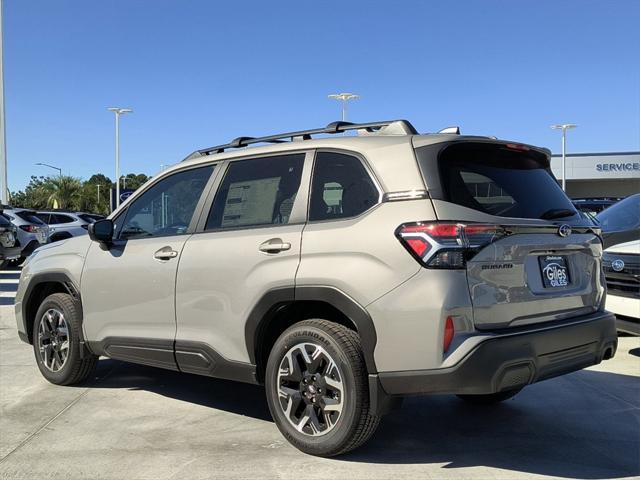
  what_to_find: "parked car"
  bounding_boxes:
[596,193,640,249]
[572,197,621,217]
[0,212,21,268]
[603,239,640,335]
[76,213,105,224]
[14,120,617,456]
[2,207,49,264]
[34,211,93,242]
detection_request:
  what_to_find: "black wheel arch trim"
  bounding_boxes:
[21,271,84,346]
[245,285,379,374]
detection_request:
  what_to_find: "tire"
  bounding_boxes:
[9,257,24,267]
[456,388,522,405]
[265,319,380,457]
[32,293,98,385]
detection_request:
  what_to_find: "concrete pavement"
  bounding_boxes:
[0,271,638,479]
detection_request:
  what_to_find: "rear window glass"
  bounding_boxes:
[16,211,46,225]
[595,194,640,232]
[434,143,578,220]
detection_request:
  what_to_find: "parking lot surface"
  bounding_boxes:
[0,268,638,480]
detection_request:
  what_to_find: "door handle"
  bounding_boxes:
[154,247,179,260]
[259,238,291,254]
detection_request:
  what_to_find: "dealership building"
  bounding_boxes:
[549,151,640,198]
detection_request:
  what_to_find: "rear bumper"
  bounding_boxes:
[377,310,617,397]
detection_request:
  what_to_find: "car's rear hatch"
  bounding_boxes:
[413,138,605,329]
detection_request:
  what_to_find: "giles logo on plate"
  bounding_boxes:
[540,255,570,288]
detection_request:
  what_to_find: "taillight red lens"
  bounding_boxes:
[396,222,508,269]
[443,316,455,353]
[19,225,35,233]
[405,238,430,257]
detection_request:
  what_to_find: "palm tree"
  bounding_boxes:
[43,176,83,210]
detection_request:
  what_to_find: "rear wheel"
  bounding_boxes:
[457,388,522,405]
[8,257,24,267]
[32,293,98,385]
[265,319,379,457]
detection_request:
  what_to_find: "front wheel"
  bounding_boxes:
[265,319,380,457]
[32,293,98,385]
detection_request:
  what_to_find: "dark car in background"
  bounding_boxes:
[572,197,621,218]
[596,194,640,249]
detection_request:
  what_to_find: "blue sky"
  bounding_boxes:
[4,0,640,190]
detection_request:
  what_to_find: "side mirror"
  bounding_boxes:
[88,219,114,245]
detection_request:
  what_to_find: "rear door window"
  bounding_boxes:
[51,214,75,224]
[205,154,305,230]
[431,142,578,220]
[309,152,379,221]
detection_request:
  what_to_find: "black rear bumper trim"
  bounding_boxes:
[377,311,617,396]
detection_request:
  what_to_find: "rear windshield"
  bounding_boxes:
[16,211,46,225]
[595,194,640,232]
[0,213,12,227]
[432,142,578,220]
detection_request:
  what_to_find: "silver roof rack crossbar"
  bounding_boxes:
[188,119,418,158]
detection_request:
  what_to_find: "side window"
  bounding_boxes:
[205,154,305,230]
[309,152,378,221]
[118,165,214,240]
[51,214,74,224]
[34,213,51,224]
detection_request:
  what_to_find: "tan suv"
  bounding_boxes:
[14,120,617,456]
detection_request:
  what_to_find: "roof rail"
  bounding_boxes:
[186,120,418,159]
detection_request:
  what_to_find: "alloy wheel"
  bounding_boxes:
[277,342,344,436]
[37,308,70,372]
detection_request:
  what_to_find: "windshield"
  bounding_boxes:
[433,142,579,220]
[596,194,640,232]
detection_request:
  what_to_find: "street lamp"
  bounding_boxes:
[0,0,8,204]
[35,162,62,176]
[328,92,359,122]
[550,123,577,191]
[107,107,133,208]
[120,175,127,190]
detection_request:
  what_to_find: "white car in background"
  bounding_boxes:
[603,239,640,335]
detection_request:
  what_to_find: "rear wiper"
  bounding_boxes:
[539,208,577,220]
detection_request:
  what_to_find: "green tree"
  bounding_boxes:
[42,175,83,210]
[83,174,114,215]
[9,176,50,209]
[121,173,150,190]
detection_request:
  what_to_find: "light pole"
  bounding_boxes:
[328,93,359,121]
[0,0,8,204]
[107,107,133,208]
[120,175,127,190]
[550,124,577,191]
[96,184,102,208]
[35,162,62,176]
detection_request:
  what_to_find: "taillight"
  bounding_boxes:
[396,222,508,269]
[81,224,89,230]
[19,225,37,233]
[443,316,455,353]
